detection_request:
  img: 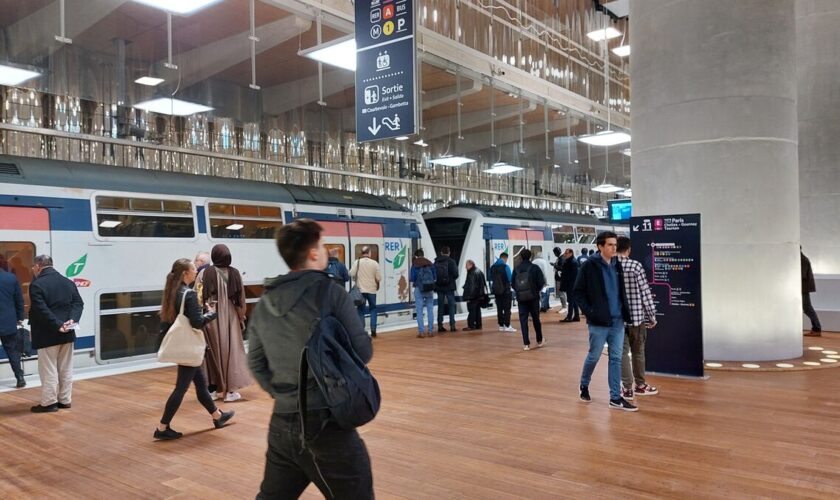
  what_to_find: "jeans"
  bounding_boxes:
[0,333,24,381]
[437,290,456,327]
[580,318,625,400]
[415,289,434,333]
[495,293,512,327]
[257,411,373,500]
[557,290,568,308]
[356,293,378,333]
[518,299,543,346]
[621,325,648,387]
[803,293,821,330]
[160,365,218,425]
[540,290,550,310]
[565,293,580,320]
[466,299,482,329]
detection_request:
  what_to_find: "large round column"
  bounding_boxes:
[798,0,840,274]
[630,0,801,360]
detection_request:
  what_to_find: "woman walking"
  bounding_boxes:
[155,258,234,440]
[196,244,252,402]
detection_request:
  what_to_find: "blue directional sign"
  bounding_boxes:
[355,0,417,143]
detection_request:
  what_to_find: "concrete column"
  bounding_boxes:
[630,0,801,360]
[797,1,840,274]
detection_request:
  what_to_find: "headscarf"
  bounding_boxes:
[201,244,244,307]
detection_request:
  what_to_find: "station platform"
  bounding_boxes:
[1,313,838,499]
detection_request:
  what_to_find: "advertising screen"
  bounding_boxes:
[608,199,632,222]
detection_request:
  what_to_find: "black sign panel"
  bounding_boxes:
[630,214,704,377]
[355,0,417,142]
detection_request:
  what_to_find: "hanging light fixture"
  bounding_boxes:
[299,35,356,72]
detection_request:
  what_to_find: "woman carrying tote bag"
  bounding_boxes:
[154,258,235,440]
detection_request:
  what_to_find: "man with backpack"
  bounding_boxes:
[512,249,546,351]
[490,252,515,332]
[410,249,437,338]
[434,246,459,333]
[325,247,350,288]
[462,260,487,331]
[247,219,375,499]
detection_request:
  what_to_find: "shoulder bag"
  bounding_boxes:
[158,290,207,367]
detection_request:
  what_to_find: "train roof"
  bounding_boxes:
[439,204,616,225]
[0,155,408,211]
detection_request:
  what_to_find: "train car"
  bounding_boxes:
[423,204,628,308]
[0,155,433,381]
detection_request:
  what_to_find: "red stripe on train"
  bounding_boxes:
[0,207,50,231]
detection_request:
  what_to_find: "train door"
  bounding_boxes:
[348,223,385,306]
[508,229,529,269]
[319,221,353,291]
[0,207,51,319]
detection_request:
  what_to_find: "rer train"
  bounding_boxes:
[0,155,625,381]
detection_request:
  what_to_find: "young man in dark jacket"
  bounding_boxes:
[801,248,821,337]
[247,219,374,499]
[490,252,515,332]
[434,246,459,333]
[560,248,580,322]
[29,255,84,413]
[573,231,636,411]
[462,260,487,331]
[0,256,26,388]
[512,249,546,350]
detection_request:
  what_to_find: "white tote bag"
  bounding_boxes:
[157,289,207,367]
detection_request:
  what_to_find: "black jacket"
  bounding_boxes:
[247,270,372,414]
[28,267,84,349]
[559,257,579,292]
[0,269,24,336]
[512,261,546,299]
[433,255,459,292]
[462,268,487,301]
[571,257,631,327]
[801,253,816,294]
[160,286,218,335]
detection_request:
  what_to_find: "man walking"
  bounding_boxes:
[573,232,636,411]
[616,236,658,400]
[560,249,580,322]
[248,219,374,499]
[490,252,515,332]
[802,248,822,337]
[512,249,546,351]
[0,256,26,388]
[29,255,84,413]
[350,247,381,337]
[434,246,459,333]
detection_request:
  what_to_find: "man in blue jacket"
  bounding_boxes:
[572,231,636,412]
[489,252,515,332]
[0,256,26,388]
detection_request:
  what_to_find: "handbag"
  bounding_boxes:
[157,289,207,367]
[349,259,366,306]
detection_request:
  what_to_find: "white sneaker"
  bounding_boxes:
[506,326,517,332]
[224,392,242,402]
[523,345,530,351]
[210,391,220,401]
[537,340,547,348]
[558,308,568,315]
[499,326,505,332]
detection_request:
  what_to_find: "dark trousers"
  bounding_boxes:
[160,365,218,425]
[803,293,822,331]
[565,293,580,320]
[496,293,512,327]
[0,333,24,380]
[257,411,373,500]
[437,290,456,327]
[467,299,482,329]
[518,299,543,346]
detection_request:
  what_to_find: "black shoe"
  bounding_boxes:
[213,410,235,429]
[450,326,458,332]
[31,403,58,413]
[438,325,447,333]
[463,327,474,331]
[562,318,573,322]
[571,318,581,322]
[579,386,591,403]
[153,426,183,440]
[371,331,377,338]
[57,402,71,409]
[609,398,638,412]
[15,378,26,388]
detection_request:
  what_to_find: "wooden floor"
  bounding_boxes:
[2,315,840,499]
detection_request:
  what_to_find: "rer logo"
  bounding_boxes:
[654,219,664,231]
[383,3,395,19]
[66,254,87,278]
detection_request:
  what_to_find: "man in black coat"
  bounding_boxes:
[29,255,84,413]
[434,246,460,333]
[462,260,487,331]
[801,249,822,337]
[512,249,546,350]
[0,256,26,387]
[559,248,580,322]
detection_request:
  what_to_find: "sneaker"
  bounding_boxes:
[505,326,517,332]
[31,404,58,413]
[153,426,183,440]
[634,384,658,396]
[371,331,377,338]
[417,332,425,338]
[537,340,547,348]
[804,330,822,337]
[621,386,634,401]
[609,398,638,412]
[499,326,505,332]
[427,331,435,338]
[523,345,530,351]
[15,378,26,388]
[223,392,242,402]
[579,386,591,403]
[210,391,221,401]
[213,410,236,429]
[57,402,72,409]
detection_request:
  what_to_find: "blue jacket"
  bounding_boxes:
[409,257,437,290]
[0,269,24,336]
[489,258,512,295]
[326,257,350,284]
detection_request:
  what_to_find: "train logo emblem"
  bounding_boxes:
[66,254,87,278]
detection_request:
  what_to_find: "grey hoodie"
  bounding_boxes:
[247,269,372,414]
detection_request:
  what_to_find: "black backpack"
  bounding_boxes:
[491,263,509,296]
[298,279,381,440]
[435,258,451,288]
[515,265,535,302]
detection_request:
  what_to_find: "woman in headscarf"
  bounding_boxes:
[195,244,252,402]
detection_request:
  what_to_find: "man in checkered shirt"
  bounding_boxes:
[616,236,659,400]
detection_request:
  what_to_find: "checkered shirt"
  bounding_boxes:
[618,256,656,326]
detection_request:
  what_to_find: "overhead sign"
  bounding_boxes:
[355,0,417,143]
[630,214,704,378]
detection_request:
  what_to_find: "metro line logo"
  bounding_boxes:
[66,254,87,278]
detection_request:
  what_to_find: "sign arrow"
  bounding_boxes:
[633,225,640,231]
[368,117,381,136]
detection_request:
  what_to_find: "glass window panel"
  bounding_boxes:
[96,196,129,210]
[354,244,379,263]
[99,311,161,361]
[259,207,282,218]
[96,214,195,238]
[576,226,596,244]
[234,204,260,217]
[244,285,264,300]
[162,200,193,213]
[130,198,163,212]
[0,242,36,314]
[100,290,164,310]
[209,203,235,216]
[209,218,281,239]
[552,225,575,244]
[325,244,346,263]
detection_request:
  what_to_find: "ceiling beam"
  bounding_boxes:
[262,69,355,115]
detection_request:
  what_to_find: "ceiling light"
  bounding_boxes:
[586,27,622,41]
[225,223,244,230]
[135,76,164,86]
[612,45,631,57]
[414,139,428,147]
[591,184,624,193]
[484,163,523,174]
[621,148,631,157]
[619,189,632,197]
[0,64,40,86]
[99,220,122,228]
[133,97,213,116]
[395,136,409,141]
[132,0,223,15]
[429,156,475,167]
[578,130,631,146]
[299,35,356,72]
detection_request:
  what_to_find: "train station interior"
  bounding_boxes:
[1,0,839,498]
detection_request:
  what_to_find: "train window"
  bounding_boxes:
[0,242,35,315]
[576,226,596,244]
[512,245,525,269]
[530,246,544,259]
[207,202,283,239]
[242,284,264,341]
[98,290,166,361]
[353,244,379,262]
[325,244,346,263]
[95,195,195,238]
[552,225,575,244]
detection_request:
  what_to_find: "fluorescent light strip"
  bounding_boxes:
[135,76,164,86]
[612,45,631,57]
[591,184,624,194]
[99,220,122,228]
[133,97,213,116]
[395,136,409,141]
[578,130,631,146]
[0,64,41,86]
[132,0,223,15]
[429,156,475,167]
[299,36,356,72]
[484,163,523,174]
[414,140,428,147]
[586,27,622,41]
[225,224,244,230]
